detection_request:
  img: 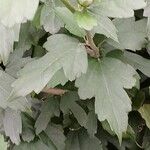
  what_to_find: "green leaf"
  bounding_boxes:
[123,51,150,77]
[142,129,150,150]
[0,23,20,65]
[45,124,66,150]
[75,11,97,30]
[32,5,43,29]
[5,50,33,78]
[0,134,7,150]
[123,125,136,140]
[101,120,116,136]
[0,70,31,111]
[12,34,88,97]
[35,98,60,134]
[14,22,33,55]
[65,129,103,150]
[131,90,145,110]
[146,18,150,40]
[39,132,56,150]
[47,69,68,88]
[21,113,35,142]
[78,0,94,7]
[55,7,86,37]
[40,1,63,34]
[144,0,150,17]
[76,58,136,142]
[44,35,88,81]
[93,14,118,42]
[0,0,39,27]
[60,92,88,127]
[3,108,22,145]
[92,0,146,18]
[85,111,97,137]
[144,1,150,39]
[102,121,136,140]
[13,139,50,150]
[15,22,45,53]
[107,18,147,51]
[139,104,150,129]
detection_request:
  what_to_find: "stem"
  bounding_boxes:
[60,0,75,13]
[85,31,100,58]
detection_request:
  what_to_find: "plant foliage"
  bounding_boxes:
[0,0,150,149]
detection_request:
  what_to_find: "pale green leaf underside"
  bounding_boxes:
[107,18,147,51]
[12,34,88,97]
[76,57,136,141]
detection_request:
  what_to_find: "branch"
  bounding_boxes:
[42,87,68,96]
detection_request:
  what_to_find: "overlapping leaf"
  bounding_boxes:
[0,0,39,27]
[123,51,150,77]
[13,139,50,150]
[55,7,86,37]
[12,34,88,97]
[0,23,20,64]
[35,98,60,134]
[0,134,7,150]
[5,50,33,78]
[85,111,97,137]
[76,58,136,141]
[3,108,22,145]
[144,0,150,17]
[75,10,97,31]
[139,104,150,129]
[47,69,68,88]
[21,113,35,143]
[40,1,63,34]
[144,0,150,39]
[93,14,118,42]
[107,18,147,51]
[44,124,66,150]
[91,0,146,18]
[65,129,102,150]
[0,0,150,149]
[60,92,88,127]
[0,70,31,111]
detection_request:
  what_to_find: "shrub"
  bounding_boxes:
[0,0,150,149]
